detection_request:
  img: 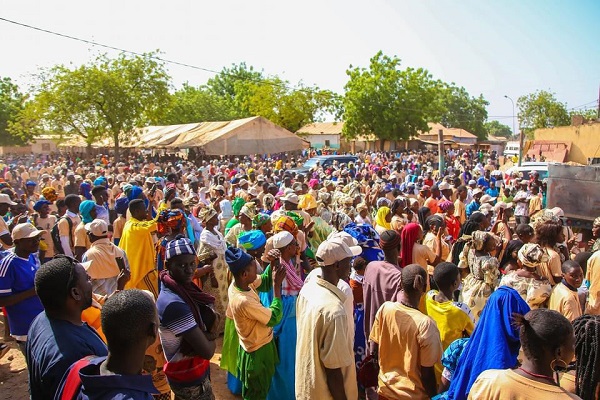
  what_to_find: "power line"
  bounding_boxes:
[568,99,598,110]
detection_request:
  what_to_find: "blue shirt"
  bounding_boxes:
[55,356,158,400]
[466,200,480,218]
[476,176,495,189]
[27,312,108,400]
[0,251,44,336]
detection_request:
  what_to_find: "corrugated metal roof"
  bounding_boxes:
[296,121,345,135]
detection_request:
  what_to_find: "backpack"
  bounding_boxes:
[58,355,95,400]
[51,216,73,255]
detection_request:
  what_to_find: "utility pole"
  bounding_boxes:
[504,95,521,165]
[438,128,445,173]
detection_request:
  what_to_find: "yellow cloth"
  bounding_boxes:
[119,217,158,295]
[83,238,124,280]
[469,369,581,399]
[375,207,392,231]
[422,233,450,276]
[35,215,57,258]
[112,216,126,240]
[369,301,443,400]
[74,222,91,249]
[549,283,583,322]
[539,247,562,284]
[586,251,600,315]
[454,199,467,225]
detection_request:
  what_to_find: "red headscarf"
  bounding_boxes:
[400,223,422,267]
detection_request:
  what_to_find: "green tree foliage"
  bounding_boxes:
[162,84,238,124]
[517,90,570,136]
[18,52,170,158]
[569,108,598,121]
[0,77,29,146]
[484,120,513,138]
[342,51,444,146]
[437,84,489,140]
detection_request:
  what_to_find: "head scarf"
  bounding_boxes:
[518,243,547,269]
[127,185,143,201]
[472,230,491,251]
[232,197,246,217]
[448,286,530,400]
[199,207,217,223]
[240,202,257,220]
[158,209,185,236]
[238,230,267,251]
[79,200,96,224]
[298,194,317,211]
[418,206,432,230]
[262,194,275,211]
[594,216,600,228]
[286,211,304,229]
[252,213,271,229]
[400,223,422,267]
[93,176,107,187]
[114,197,129,215]
[331,212,353,231]
[438,200,453,212]
[343,223,384,262]
[380,230,401,251]
[80,182,92,200]
[122,184,133,198]
[375,206,392,230]
[273,215,299,237]
[225,246,254,274]
[41,187,57,202]
[376,197,391,209]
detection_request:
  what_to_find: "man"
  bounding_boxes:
[424,185,440,215]
[369,264,442,399]
[91,185,110,225]
[58,194,82,257]
[27,256,108,399]
[24,181,40,213]
[438,182,453,202]
[477,169,494,189]
[417,185,430,208]
[0,224,45,354]
[466,188,483,218]
[74,200,97,261]
[119,197,159,297]
[0,193,17,249]
[513,179,531,225]
[56,290,159,399]
[296,237,361,400]
[82,219,130,297]
[63,172,79,196]
[454,185,468,225]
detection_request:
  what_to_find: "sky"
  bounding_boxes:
[1,0,598,133]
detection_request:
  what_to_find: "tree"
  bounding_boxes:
[206,62,263,119]
[0,77,29,146]
[17,52,171,159]
[517,90,570,136]
[162,83,237,124]
[484,120,513,138]
[342,51,443,148]
[569,108,598,121]
[437,84,489,140]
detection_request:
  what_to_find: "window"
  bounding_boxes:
[324,140,331,147]
[41,143,51,151]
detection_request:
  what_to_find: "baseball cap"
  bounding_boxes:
[12,223,44,241]
[272,231,294,249]
[281,193,299,204]
[480,194,496,204]
[315,238,362,266]
[472,188,483,196]
[438,182,451,191]
[0,194,17,206]
[468,180,477,185]
[84,219,109,237]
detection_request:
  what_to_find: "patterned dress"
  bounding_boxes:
[460,246,500,321]
[197,227,228,334]
[498,272,552,309]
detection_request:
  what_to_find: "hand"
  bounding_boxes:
[305,221,315,232]
[116,268,131,290]
[273,260,286,287]
[266,249,281,264]
[436,227,443,240]
[194,265,214,279]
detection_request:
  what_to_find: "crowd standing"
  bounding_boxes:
[0,147,599,400]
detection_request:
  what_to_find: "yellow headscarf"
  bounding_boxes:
[375,206,392,230]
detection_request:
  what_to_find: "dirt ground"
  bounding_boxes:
[0,317,239,400]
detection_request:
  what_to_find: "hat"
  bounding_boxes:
[468,180,476,185]
[114,197,129,215]
[12,223,44,241]
[493,201,513,211]
[327,231,359,247]
[438,182,451,191]
[0,193,17,206]
[239,179,248,187]
[26,180,37,187]
[281,193,299,204]
[316,238,362,266]
[33,200,51,212]
[238,230,267,251]
[478,203,493,215]
[145,177,155,184]
[199,207,218,223]
[84,219,109,237]
[298,194,317,210]
[41,174,50,179]
[480,194,496,204]
[272,231,294,249]
[225,247,253,274]
[472,188,483,196]
[519,179,529,185]
[165,237,196,261]
[518,243,547,268]
[549,207,564,218]
[214,185,225,192]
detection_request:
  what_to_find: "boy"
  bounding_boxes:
[548,260,584,322]
[226,246,285,400]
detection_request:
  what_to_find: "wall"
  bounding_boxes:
[0,145,31,155]
[534,123,600,164]
[305,134,340,149]
[31,139,58,154]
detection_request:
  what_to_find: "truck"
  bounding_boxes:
[546,163,600,231]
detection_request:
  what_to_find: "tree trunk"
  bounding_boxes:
[86,143,93,158]
[379,139,386,152]
[113,132,120,164]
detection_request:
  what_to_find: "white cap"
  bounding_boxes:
[326,231,359,247]
[272,231,294,249]
[468,180,477,185]
[438,182,451,191]
[84,219,109,237]
[316,238,362,266]
[550,207,565,218]
[0,194,17,206]
[472,188,483,196]
[480,194,496,204]
[281,193,299,204]
[239,179,249,186]
[478,203,493,216]
[12,223,44,241]
[494,201,513,211]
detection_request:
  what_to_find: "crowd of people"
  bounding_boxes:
[0,148,599,400]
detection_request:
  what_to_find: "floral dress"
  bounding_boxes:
[197,227,228,334]
[460,246,500,321]
[499,271,552,309]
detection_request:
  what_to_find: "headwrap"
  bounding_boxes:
[262,194,275,211]
[238,230,267,251]
[356,203,368,213]
[122,184,133,198]
[274,215,299,237]
[41,187,57,202]
[472,231,490,251]
[164,183,177,200]
[225,246,253,274]
[400,223,422,267]
[375,206,392,230]
[594,216,600,228]
[93,176,107,187]
[240,202,257,220]
[79,200,97,224]
[80,182,92,200]
[199,207,218,223]
[438,200,454,212]
[376,197,391,209]
[331,212,352,231]
[33,200,51,212]
[158,209,185,236]
[252,213,271,229]
[286,211,304,229]
[165,236,195,261]
[298,194,317,211]
[418,207,432,229]
[517,243,547,269]
[26,180,37,187]
[380,230,401,251]
[127,185,143,201]
[232,197,246,217]
[343,223,384,262]
[448,286,530,400]
[308,179,319,189]
[114,197,129,215]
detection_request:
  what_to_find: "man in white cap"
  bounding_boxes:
[295,237,361,400]
[0,193,17,249]
[0,223,45,354]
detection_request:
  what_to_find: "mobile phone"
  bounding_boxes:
[149,183,157,196]
[116,257,126,271]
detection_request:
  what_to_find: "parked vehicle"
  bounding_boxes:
[286,155,359,174]
[503,141,520,158]
[505,162,550,181]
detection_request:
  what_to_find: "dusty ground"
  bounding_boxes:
[0,317,239,400]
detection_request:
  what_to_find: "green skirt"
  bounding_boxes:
[237,340,279,400]
[220,317,239,376]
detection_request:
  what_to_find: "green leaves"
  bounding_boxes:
[484,120,513,138]
[517,90,570,136]
[0,77,29,146]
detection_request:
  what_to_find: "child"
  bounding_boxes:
[112,197,128,246]
[225,246,285,400]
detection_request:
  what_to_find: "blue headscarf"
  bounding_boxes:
[93,176,107,187]
[127,185,143,201]
[79,200,97,224]
[238,230,267,251]
[447,286,530,400]
[343,223,384,263]
[114,197,129,216]
[80,182,92,200]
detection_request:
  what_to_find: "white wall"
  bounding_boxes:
[306,134,340,149]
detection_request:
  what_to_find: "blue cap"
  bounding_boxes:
[26,180,37,187]
[165,238,196,261]
[225,247,253,274]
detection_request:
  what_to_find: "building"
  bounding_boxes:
[533,120,600,164]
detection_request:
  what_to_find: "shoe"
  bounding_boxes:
[0,343,9,360]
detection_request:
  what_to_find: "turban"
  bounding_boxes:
[79,200,97,224]
[225,247,253,274]
[238,230,267,251]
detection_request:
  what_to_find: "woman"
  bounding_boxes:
[536,221,566,285]
[374,206,392,235]
[355,203,372,225]
[390,198,408,234]
[300,194,332,251]
[459,231,501,320]
[197,207,228,334]
[418,206,432,231]
[252,212,273,238]
[450,212,488,266]
[499,243,552,309]
[401,222,443,269]
[439,200,460,242]
[560,314,600,400]
[422,215,450,281]
[225,202,256,248]
[499,239,524,274]
[469,309,577,399]
[446,286,530,400]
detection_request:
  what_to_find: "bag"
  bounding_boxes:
[163,355,210,384]
[51,216,73,255]
[357,354,380,388]
[59,355,95,400]
[199,303,222,341]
